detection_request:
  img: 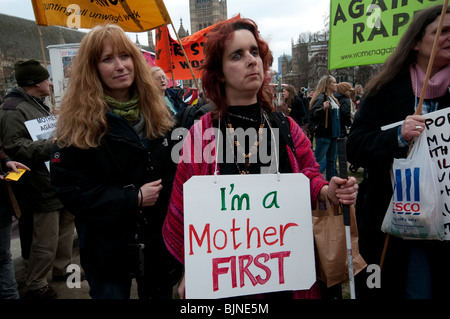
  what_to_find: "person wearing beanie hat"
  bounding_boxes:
[0,59,74,299]
[14,59,50,87]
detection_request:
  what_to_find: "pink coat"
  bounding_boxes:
[163,112,327,299]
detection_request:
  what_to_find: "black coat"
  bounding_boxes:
[334,92,352,136]
[310,93,340,138]
[347,70,450,298]
[288,96,306,125]
[50,112,179,286]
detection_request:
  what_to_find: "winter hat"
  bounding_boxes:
[14,59,50,87]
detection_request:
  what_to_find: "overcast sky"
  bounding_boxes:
[0,0,330,72]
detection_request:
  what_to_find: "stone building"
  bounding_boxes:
[1,13,159,101]
[0,13,87,97]
[189,0,227,33]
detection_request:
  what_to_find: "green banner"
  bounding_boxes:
[328,0,444,70]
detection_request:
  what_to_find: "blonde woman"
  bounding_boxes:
[309,75,340,181]
[50,24,180,299]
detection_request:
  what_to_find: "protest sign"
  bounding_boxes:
[329,0,443,70]
[25,115,58,171]
[183,173,316,299]
[31,0,171,32]
[423,108,450,239]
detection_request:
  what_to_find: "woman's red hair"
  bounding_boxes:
[200,18,274,118]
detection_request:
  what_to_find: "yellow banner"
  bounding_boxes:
[31,0,171,32]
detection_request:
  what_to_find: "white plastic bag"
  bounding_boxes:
[382,130,444,240]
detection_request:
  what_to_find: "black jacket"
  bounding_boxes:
[50,112,178,283]
[347,70,450,298]
[310,93,340,138]
[334,92,352,136]
[288,96,306,125]
[0,151,13,228]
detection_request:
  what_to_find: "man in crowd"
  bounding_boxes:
[0,59,75,299]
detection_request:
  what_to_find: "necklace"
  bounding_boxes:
[226,110,265,175]
[227,112,259,123]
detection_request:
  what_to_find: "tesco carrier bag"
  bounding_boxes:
[381,131,444,240]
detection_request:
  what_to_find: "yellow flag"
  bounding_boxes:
[31,0,172,32]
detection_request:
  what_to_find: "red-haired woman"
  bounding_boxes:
[162,18,358,299]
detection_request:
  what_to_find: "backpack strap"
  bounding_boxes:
[194,102,216,118]
[268,112,295,153]
[180,105,195,129]
[179,102,216,130]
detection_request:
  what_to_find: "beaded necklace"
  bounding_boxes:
[225,110,265,174]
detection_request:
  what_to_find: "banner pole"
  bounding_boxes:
[169,23,200,92]
[325,70,330,128]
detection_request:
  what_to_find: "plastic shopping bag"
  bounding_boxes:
[381,131,444,240]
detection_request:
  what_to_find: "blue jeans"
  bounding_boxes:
[0,223,19,299]
[314,137,338,181]
[86,273,132,299]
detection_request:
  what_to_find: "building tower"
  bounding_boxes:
[189,0,227,33]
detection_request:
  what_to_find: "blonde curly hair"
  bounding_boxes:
[56,24,174,149]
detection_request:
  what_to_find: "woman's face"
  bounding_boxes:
[415,13,450,71]
[282,88,289,99]
[97,41,135,101]
[153,69,168,93]
[327,77,337,93]
[221,29,264,105]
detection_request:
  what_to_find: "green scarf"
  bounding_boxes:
[105,93,140,123]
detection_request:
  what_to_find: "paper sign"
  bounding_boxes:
[423,108,450,239]
[25,115,58,171]
[183,173,316,299]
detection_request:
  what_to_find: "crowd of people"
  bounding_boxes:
[0,4,448,300]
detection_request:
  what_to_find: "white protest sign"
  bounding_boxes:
[183,173,316,299]
[423,108,450,239]
[25,115,58,171]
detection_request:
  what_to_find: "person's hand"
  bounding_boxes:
[139,179,163,207]
[401,115,425,142]
[326,176,358,205]
[177,274,185,299]
[323,100,330,109]
[0,161,30,180]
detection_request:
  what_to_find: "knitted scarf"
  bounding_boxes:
[410,63,450,99]
[105,93,140,123]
